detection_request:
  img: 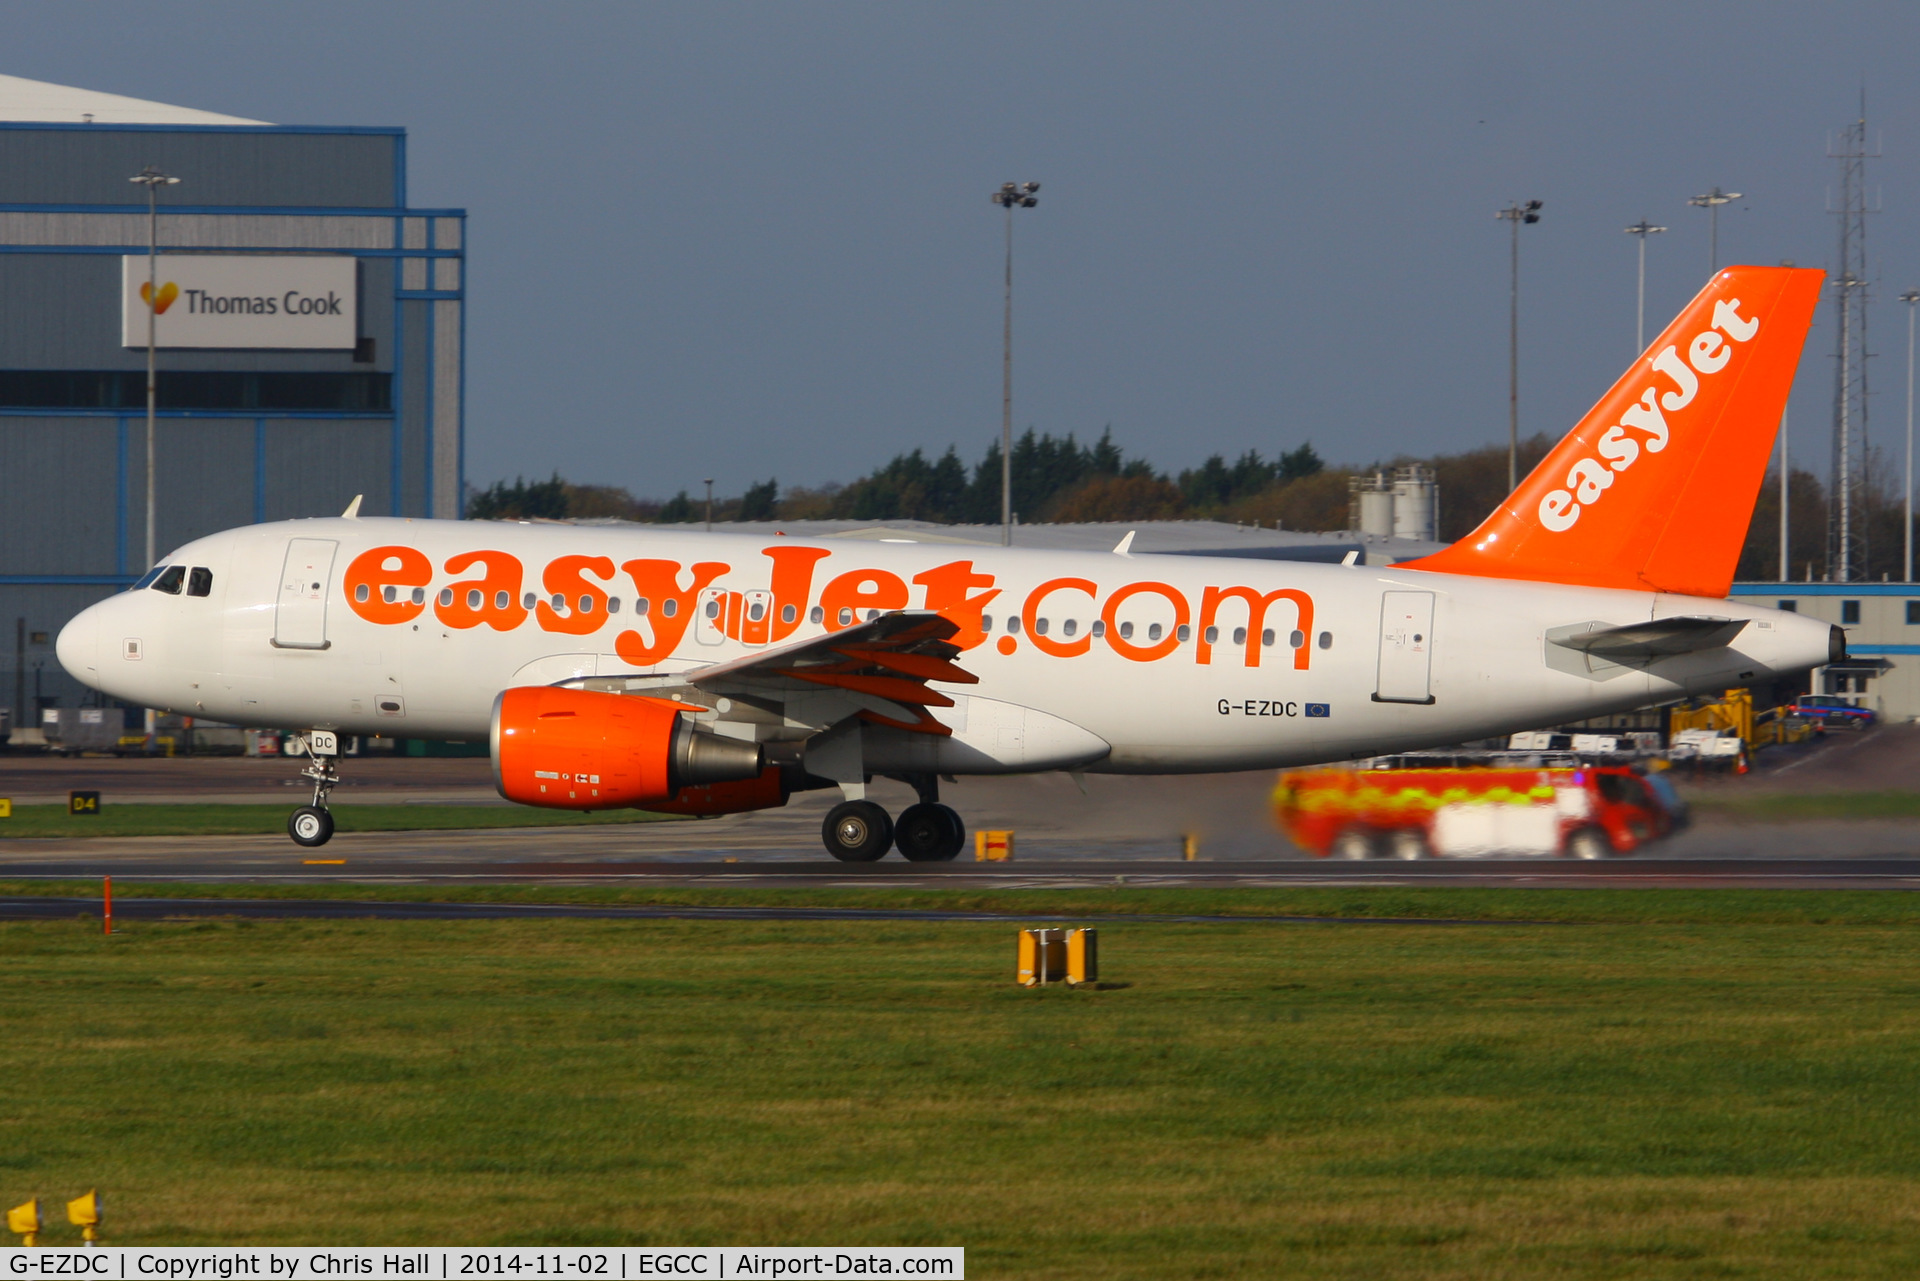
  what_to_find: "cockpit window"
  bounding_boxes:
[187,567,213,597]
[130,567,164,591]
[150,566,186,595]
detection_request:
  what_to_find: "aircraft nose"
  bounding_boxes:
[56,602,103,684]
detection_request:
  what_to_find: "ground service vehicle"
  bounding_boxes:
[57,267,1842,859]
[1274,766,1677,859]
[1788,695,1877,728]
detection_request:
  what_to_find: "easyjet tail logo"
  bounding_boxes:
[1537,297,1759,534]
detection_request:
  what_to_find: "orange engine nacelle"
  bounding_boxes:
[491,686,764,810]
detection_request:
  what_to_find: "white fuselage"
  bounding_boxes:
[57,517,1833,774]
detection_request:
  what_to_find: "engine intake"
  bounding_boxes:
[491,685,763,810]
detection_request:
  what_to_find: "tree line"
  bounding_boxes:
[467,430,1920,580]
[467,429,1326,528]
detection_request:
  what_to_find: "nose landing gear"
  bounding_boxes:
[287,730,341,848]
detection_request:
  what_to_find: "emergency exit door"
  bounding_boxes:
[273,538,337,650]
[1374,590,1435,704]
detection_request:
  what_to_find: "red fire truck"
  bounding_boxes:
[1272,765,1679,859]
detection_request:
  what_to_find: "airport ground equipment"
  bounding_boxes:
[976,830,1015,862]
[67,1190,100,1246]
[1018,929,1066,986]
[1018,928,1098,985]
[1066,928,1098,985]
[1274,766,1677,859]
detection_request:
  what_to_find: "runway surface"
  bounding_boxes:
[0,895,1538,924]
[3,737,1918,888]
[7,849,1920,888]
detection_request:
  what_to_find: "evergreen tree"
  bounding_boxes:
[738,478,779,520]
[1278,441,1323,482]
[656,490,695,523]
[466,473,568,520]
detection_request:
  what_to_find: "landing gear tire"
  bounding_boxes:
[823,800,894,862]
[896,803,966,862]
[289,805,335,848]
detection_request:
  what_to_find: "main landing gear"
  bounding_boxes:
[821,774,966,863]
[287,731,341,848]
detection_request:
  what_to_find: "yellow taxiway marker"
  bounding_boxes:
[301,859,346,865]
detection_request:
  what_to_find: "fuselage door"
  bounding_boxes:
[273,538,338,650]
[1374,590,1435,704]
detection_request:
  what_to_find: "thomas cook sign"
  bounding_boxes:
[121,254,357,349]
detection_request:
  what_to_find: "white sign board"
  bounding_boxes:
[122,254,357,349]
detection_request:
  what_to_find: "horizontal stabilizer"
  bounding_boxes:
[1549,615,1748,661]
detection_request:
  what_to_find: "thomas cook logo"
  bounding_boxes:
[139,281,180,314]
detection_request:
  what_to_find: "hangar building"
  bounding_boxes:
[0,74,465,723]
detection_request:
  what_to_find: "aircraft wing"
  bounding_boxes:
[1549,615,1749,661]
[681,609,976,737]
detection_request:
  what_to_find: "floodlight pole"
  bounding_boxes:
[1688,186,1741,273]
[1623,219,1666,354]
[130,166,178,759]
[1496,201,1542,492]
[130,166,179,573]
[991,181,1039,545]
[1903,289,1920,582]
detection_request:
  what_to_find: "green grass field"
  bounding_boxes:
[0,803,678,838]
[6,889,1920,1276]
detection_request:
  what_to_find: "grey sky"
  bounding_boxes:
[7,2,1919,499]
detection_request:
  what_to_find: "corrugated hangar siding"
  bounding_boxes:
[0,417,120,574]
[0,129,398,207]
[262,418,394,522]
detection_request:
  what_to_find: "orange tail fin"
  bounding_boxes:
[1403,265,1823,597]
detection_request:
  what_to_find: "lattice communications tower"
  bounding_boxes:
[1829,104,1877,580]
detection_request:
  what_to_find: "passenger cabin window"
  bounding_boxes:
[1778,600,1799,612]
[150,566,185,595]
[1842,600,1861,625]
[186,567,213,597]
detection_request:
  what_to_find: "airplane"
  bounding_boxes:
[57,265,1838,861]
